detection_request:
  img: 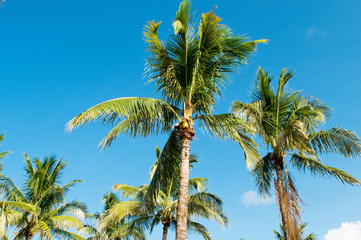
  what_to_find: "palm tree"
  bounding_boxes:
[232,67,361,240]
[66,1,265,239]
[98,147,228,240]
[0,154,88,239]
[0,133,11,172]
[81,192,146,240]
[274,223,316,240]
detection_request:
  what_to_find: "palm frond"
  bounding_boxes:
[66,97,181,148]
[187,221,212,240]
[290,154,360,185]
[251,153,274,196]
[309,127,361,158]
[197,113,259,168]
[145,130,181,203]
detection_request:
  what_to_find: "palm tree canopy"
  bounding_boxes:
[232,67,361,194]
[98,147,228,240]
[232,67,361,239]
[0,154,88,240]
[66,0,265,166]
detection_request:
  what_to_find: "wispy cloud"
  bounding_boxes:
[324,221,361,240]
[241,190,274,206]
[305,27,327,39]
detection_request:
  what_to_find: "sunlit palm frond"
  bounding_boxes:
[188,192,228,227]
[66,97,181,148]
[187,221,212,240]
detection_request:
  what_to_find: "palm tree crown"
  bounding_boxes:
[0,154,88,240]
[66,1,265,239]
[232,67,361,240]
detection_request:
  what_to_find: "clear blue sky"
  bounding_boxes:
[1,0,361,239]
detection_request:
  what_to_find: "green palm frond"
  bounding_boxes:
[145,130,182,203]
[188,192,228,227]
[67,97,181,148]
[290,154,360,185]
[252,153,274,196]
[52,228,87,240]
[188,178,208,192]
[188,220,212,240]
[0,201,38,213]
[197,113,259,168]
[113,184,144,200]
[309,127,361,158]
[48,215,84,230]
[99,201,141,229]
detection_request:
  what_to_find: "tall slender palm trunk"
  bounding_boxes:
[274,155,289,240]
[162,222,170,240]
[176,136,191,240]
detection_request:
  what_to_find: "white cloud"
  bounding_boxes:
[241,190,274,206]
[305,27,327,39]
[324,221,361,240]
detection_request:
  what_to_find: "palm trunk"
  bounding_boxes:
[274,156,288,240]
[176,136,191,240]
[162,222,170,240]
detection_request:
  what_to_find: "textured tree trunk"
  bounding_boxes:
[176,137,191,240]
[162,222,170,240]
[274,156,288,240]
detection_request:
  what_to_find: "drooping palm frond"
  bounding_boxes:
[290,154,360,185]
[187,221,212,240]
[278,171,302,240]
[187,192,228,228]
[145,130,182,203]
[197,113,259,168]
[252,153,274,196]
[309,127,361,158]
[67,97,181,148]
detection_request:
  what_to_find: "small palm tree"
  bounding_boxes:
[98,147,228,240]
[66,1,265,239]
[0,154,88,239]
[274,223,316,240]
[81,192,146,240]
[232,67,361,239]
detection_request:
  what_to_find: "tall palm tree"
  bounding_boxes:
[98,147,228,240]
[66,1,265,239]
[232,67,361,240]
[0,154,88,239]
[274,223,316,240]
[0,133,11,172]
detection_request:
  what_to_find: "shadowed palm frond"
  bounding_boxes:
[252,153,274,196]
[290,154,360,185]
[309,127,361,158]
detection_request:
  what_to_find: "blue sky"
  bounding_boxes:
[1,0,361,239]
